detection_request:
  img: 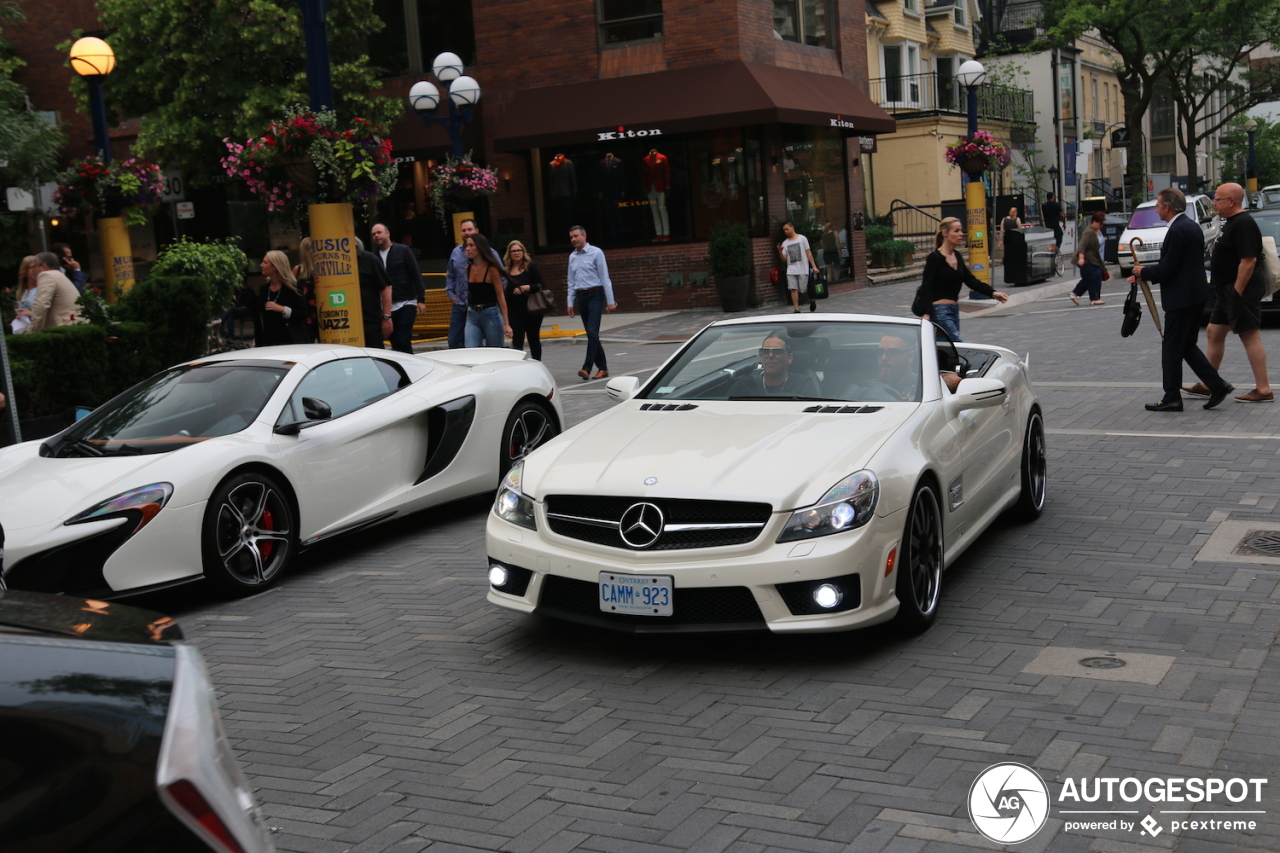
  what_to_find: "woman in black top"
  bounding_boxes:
[504,240,546,360]
[291,237,320,343]
[254,250,307,347]
[463,234,512,348]
[919,217,1009,342]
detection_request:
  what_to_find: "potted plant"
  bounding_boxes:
[944,130,1011,176]
[426,154,500,222]
[54,155,164,225]
[221,105,398,220]
[706,221,751,312]
[865,224,916,268]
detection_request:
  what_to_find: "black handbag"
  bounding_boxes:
[1121,283,1143,337]
[911,284,930,318]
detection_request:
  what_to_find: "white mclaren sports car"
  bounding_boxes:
[0,344,562,598]
[486,314,1045,634]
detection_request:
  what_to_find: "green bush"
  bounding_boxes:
[865,224,916,268]
[706,221,751,278]
[116,274,213,369]
[5,324,111,417]
[106,321,162,388]
[149,237,249,320]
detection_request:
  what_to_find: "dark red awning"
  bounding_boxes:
[492,61,895,152]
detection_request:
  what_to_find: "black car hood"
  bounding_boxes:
[0,590,183,643]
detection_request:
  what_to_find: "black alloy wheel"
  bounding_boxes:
[501,402,558,477]
[895,482,943,633]
[1011,410,1047,521]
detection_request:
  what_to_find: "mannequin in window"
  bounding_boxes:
[599,152,625,241]
[642,148,671,242]
[549,153,577,237]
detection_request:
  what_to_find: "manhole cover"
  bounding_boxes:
[1079,656,1126,669]
[1236,531,1280,557]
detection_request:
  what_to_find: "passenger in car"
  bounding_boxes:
[844,333,960,401]
[728,334,821,398]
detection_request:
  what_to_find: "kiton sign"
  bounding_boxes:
[598,126,663,141]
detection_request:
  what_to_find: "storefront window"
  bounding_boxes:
[533,130,765,248]
[779,125,849,246]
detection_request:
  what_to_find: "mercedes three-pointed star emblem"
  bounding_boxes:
[619,502,664,549]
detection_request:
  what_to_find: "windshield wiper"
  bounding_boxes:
[728,395,840,402]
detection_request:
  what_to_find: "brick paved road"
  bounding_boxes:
[143,277,1280,852]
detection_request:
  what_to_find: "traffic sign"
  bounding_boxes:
[176,201,195,219]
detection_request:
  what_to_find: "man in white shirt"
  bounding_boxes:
[777,222,820,314]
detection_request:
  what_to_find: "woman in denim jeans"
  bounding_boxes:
[463,234,512,347]
[920,217,1009,342]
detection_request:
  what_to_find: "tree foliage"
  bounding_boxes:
[0,1,68,269]
[1047,0,1280,200]
[1214,116,1280,189]
[95,0,403,184]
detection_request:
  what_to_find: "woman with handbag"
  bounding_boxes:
[1069,211,1107,306]
[504,240,548,360]
[919,217,1009,341]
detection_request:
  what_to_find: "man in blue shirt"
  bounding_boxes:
[566,225,616,379]
[444,219,503,348]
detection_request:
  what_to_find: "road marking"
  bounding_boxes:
[1051,428,1280,440]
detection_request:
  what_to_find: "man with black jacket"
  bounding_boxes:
[371,224,424,353]
[1131,188,1233,412]
[355,238,393,349]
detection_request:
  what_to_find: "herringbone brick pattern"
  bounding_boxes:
[149,282,1280,852]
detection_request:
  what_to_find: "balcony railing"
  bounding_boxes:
[868,72,1034,124]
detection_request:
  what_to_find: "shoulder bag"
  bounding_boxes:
[526,287,555,315]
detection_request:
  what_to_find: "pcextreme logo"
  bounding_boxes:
[967,764,1269,845]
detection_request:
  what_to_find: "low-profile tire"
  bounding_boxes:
[1010,410,1047,521]
[894,482,943,633]
[500,401,559,477]
[201,471,296,595]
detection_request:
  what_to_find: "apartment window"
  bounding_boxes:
[773,0,833,48]
[882,44,920,106]
[904,0,920,14]
[1103,85,1109,126]
[953,0,967,27]
[600,0,663,46]
[1091,77,1098,121]
[1151,86,1174,138]
[369,0,477,77]
[936,56,958,111]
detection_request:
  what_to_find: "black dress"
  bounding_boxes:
[254,283,306,347]
[505,262,546,360]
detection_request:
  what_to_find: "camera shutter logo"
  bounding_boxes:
[968,762,1050,844]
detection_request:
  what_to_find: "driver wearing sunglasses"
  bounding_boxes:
[728,334,821,398]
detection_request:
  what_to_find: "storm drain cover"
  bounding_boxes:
[1236,531,1280,557]
[1079,656,1126,669]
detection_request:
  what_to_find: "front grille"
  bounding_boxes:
[544,495,772,550]
[538,575,765,628]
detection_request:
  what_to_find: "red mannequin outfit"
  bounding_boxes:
[642,150,671,241]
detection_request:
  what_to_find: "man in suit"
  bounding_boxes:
[371,223,424,354]
[1131,188,1233,412]
[354,239,393,349]
[27,252,82,334]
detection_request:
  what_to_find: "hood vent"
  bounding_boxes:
[802,405,884,414]
[639,403,698,411]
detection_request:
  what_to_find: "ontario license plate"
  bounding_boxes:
[599,573,673,616]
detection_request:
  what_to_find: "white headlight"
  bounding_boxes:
[488,565,509,587]
[813,584,843,608]
[778,471,878,542]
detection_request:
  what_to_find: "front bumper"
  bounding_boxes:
[484,503,906,634]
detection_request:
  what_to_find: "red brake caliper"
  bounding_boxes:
[259,509,275,559]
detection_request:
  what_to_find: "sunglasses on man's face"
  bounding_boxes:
[759,347,788,357]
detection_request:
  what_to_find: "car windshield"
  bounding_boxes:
[1127,207,1164,230]
[44,362,290,457]
[641,321,924,403]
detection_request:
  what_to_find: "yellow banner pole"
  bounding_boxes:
[308,202,366,346]
[98,216,134,305]
[965,180,991,294]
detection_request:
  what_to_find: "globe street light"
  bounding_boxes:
[955,59,991,291]
[410,53,482,158]
[1244,117,1259,195]
[69,37,116,163]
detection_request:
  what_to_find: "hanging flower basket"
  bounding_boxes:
[53,155,163,225]
[222,105,398,220]
[426,154,499,222]
[945,131,1011,175]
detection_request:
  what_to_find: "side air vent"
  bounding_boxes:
[802,405,884,414]
[639,403,698,411]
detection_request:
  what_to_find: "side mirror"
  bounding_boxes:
[275,397,334,436]
[606,376,641,401]
[950,377,1006,411]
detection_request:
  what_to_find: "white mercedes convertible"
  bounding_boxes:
[486,314,1045,634]
[0,344,562,598]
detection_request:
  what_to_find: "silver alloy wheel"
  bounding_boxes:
[212,478,293,586]
[1025,413,1047,511]
[502,403,558,474]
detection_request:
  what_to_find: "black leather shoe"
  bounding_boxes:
[1204,383,1235,410]
[1145,399,1184,412]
